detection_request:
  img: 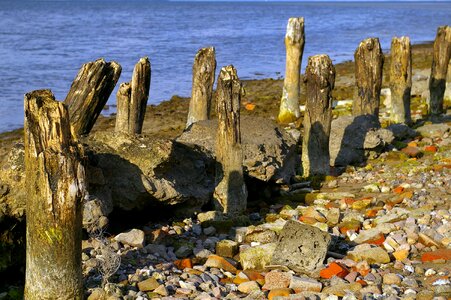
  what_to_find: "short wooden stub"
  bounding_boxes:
[353,38,384,117]
[65,58,122,136]
[186,47,216,128]
[429,26,451,116]
[24,90,86,299]
[115,82,132,133]
[213,66,247,215]
[115,57,151,134]
[302,55,335,177]
[278,17,305,124]
[389,36,412,124]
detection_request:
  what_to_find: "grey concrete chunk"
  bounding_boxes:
[271,220,331,275]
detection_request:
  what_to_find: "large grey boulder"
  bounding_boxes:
[329,115,394,167]
[271,220,331,276]
[177,116,299,184]
[83,132,215,212]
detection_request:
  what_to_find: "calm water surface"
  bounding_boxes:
[0,1,450,132]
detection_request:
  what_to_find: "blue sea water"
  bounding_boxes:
[0,1,450,133]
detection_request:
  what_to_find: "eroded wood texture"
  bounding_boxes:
[353,38,384,117]
[115,57,151,134]
[213,66,247,215]
[302,55,335,177]
[65,58,121,136]
[24,90,86,300]
[278,17,305,124]
[389,36,412,124]
[429,26,451,116]
[186,47,216,128]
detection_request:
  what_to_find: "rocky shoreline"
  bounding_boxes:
[0,42,450,299]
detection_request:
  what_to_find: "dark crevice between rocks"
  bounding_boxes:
[0,217,25,294]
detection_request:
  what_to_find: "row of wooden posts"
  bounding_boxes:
[22,19,450,298]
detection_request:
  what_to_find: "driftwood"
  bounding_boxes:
[186,47,216,128]
[115,57,151,134]
[429,26,451,116]
[389,36,412,124]
[65,58,121,136]
[302,55,335,177]
[353,38,384,117]
[213,66,247,215]
[278,17,305,124]
[24,90,86,299]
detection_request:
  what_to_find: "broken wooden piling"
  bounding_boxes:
[213,66,247,215]
[429,25,451,117]
[302,55,335,177]
[24,90,86,299]
[389,36,412,124]
[186,47,216,128]
[65,58,121,136]
[353,38,384,117]
[278,17,305,124]
[115,57,151,134]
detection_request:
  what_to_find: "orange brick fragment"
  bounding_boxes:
[367,234,385,246]
[421,249,451,262]
[268,288,292,300]
[243,270,265,285]
[244,102,256,111]
[393,186,404,194]
[424,145,438,153]
[174,258,193,270]
[299,215,317,225]
[320,262,349,279]
[343,198,356,205]
[356,279,368,287]
[365,208,379,218]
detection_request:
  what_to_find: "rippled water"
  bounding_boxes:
[0,1,450,132]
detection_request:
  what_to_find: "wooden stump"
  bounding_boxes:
[278,17,305,124]
[115,82,132,133]
[213,66,247,215]
[115,57,151,134]
[24,90,86,299]
[65,58,122,136]
[429,26,451,116]
[389,36,412,124]
[302,55,335,177]
[353,38,384,117]
[186,47,216,128]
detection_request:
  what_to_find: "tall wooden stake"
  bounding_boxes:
[65,58,121,136]
[302,55,335,177]
[115,57,151,134]
[429,26,451,117]
[389,36,412,124]
[213,66,247,215]
[278,17,305,124]
[353,38,384,117]
[24,90,86,299]
[186,47,216,128]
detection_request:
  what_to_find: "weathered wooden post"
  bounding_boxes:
[213,65,247,215]
[115,82,132,133]
[429,25,451,117]
[353,38,384,117]
[24,90,86,299]
[186,47,216,128]
[302,55,335,177]
[278,17,305,124]
[65,58,122,136]
[389,36,412,124]
[115,57,151,134]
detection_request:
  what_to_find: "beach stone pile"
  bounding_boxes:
[83,121,451,300]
